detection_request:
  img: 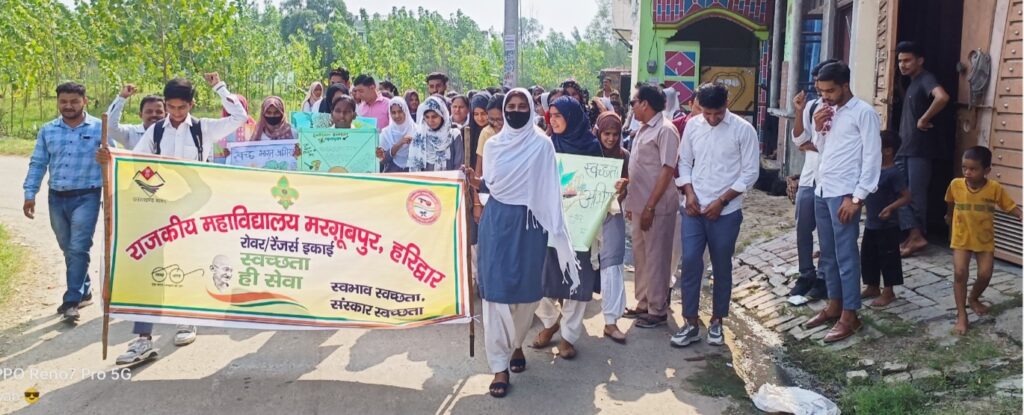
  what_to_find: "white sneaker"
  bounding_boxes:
[174,325,197,346]
[707,321,724,346]
[116,337,156,365]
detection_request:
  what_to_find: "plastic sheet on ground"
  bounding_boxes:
[751,383,839,415]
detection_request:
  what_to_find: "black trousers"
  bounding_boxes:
[861,227,904,287]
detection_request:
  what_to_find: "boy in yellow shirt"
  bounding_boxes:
[944,146,1022,335]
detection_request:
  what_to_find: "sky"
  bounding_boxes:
[343,0,599,35]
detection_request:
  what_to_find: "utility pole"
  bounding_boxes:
[503,0,519,89]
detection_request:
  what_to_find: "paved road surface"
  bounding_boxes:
[0,155,741,414]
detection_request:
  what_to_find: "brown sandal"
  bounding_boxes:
[531,323,559,348]
[557,340,577,359]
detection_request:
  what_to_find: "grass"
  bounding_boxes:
[0,137,37,157]
[787,340,858,384]
[862,314,916,337]
[840,382,928,414]
[688,354,749,400]
[0,225,25,306]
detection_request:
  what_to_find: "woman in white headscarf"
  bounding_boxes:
[408,95,465,172]
[378,97,415,172]
[301,82,323,112]
[465,88,580,398]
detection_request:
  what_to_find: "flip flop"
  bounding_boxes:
[489,370,510,398]
[510,358,526,373]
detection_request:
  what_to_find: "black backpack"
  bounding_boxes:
[153,120,203,160]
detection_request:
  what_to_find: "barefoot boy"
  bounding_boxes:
[944,146,1022,334]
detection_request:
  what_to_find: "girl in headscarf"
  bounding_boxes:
[378,97,414,172]
[467,88,579,398]
[450,95,470,127]
[212,93,256,164]
[467,91,492,183]
[404,90,421,121]
[595,111,629,343]
[474,93,505,177]
[531,95,602,359]
[318,83,348,114]
[301,82,323,112]
[253,96,296,141]
[408,95,464,172]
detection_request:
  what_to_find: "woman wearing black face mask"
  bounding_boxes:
[253,96,296,141]
[465,88,581,398]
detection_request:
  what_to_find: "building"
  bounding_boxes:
[771,0,1021,264]
[630,0,774,130]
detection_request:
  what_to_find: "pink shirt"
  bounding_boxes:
[357,93,391,130]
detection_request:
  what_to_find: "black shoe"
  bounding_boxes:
[56,302,73,315]
[788,277,814,296]
[79,293,93,308]
[806,280,828,300]
[62,304,81,321]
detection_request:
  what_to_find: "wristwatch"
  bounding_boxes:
[851,197,863,206]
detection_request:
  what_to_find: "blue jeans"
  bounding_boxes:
[795,186,822,280]
[680,210,743,319]
[133,322,154,335]
[896,156,932,232]
[814,195,862,311]
[48,190,100,304]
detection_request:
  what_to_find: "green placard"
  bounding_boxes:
[298,128,379,174]
[556,154,624,251]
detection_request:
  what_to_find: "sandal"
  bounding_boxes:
[489,369,510,398]
[622,307,647,319]
[510,348,526,373]
[531,323,559,348]
[557,340,577,359]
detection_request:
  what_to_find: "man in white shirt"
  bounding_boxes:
[106,84,165,149]
[801,62,881,343]
[670,83,759,348]
[131,73,248,161]
[99,72,248,364]
[788,59,838,301]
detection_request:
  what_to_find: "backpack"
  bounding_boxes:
[153,120,203,160]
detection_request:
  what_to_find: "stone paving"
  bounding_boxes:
[728,230,1023,352]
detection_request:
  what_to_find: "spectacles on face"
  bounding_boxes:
[629,99,640,107]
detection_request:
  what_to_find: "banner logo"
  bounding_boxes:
[407,190,442,225]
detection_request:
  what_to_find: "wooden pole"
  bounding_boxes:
[463,124,475,358]
[100,114,112,360]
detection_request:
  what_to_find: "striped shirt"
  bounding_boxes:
[23,114,106,200]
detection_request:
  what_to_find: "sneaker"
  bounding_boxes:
[670,324,701,347]
[635,314,667,328]
[174,325,197,346]
[788,277,814,297]
[707,321,724,346]
[79,293,93,308]
[116,337,156,365]
[806,280,828,300]
[62,305,80,322]
[56,302,73,315]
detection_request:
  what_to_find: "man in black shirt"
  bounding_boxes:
[894,41,949,257]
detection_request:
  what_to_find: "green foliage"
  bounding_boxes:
[841,382,928,415]
[0,224,26,305]
[0,0,627,139]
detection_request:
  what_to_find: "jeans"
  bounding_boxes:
[896,156,932,233]
[795,186,822,281]
[861,227,904,287]
[133,322,154,335]
[48,190,100,304]
[680,210,743,319]
[814,195,862,311]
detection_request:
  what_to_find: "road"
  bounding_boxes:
[0,155,743,414]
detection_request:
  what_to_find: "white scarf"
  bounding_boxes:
[482,88,581,293]
[663,87,680,120]
[380,97,414,168]
[409,96,454,172]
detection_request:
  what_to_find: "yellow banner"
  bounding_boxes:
[105,151,469,329]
